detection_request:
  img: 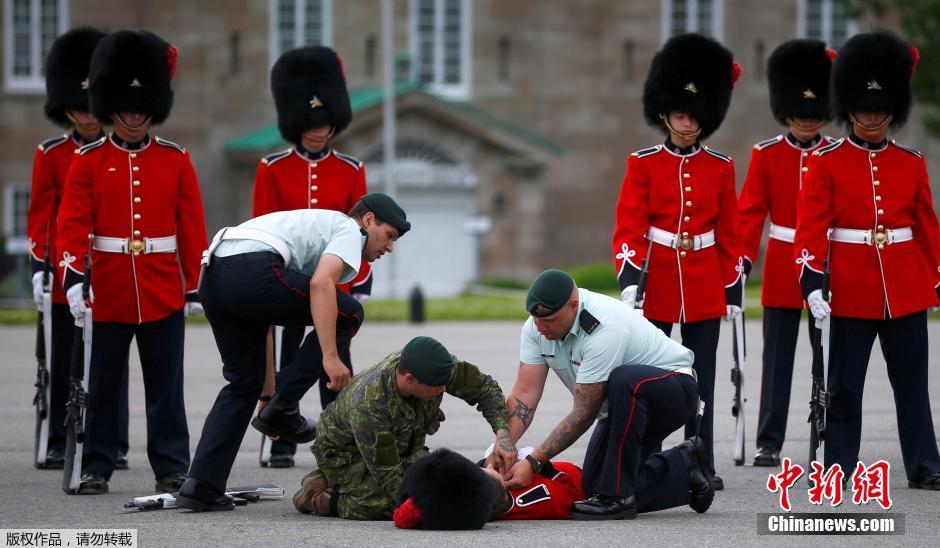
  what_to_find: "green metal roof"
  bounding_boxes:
[223,81,565,156]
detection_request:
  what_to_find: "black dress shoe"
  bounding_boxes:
[570,494,637,520]
[38,450,65,470]
[115,451,129,470]
[77,472,109,495]
[677,438,715,513]
[909,473,940,491]
[155,471,188,493]
[250,394,317,444]
[711,475,724,491]
[753,448,781,467]
[176,478,235,512]
[269,454,295,469]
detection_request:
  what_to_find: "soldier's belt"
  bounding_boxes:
[769,223,795,243]
[646,226,715,251]
[829,226,912,247]
[204,227,292,266]
[92,235,177,256]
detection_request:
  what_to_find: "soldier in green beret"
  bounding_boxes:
[293,336,516,520]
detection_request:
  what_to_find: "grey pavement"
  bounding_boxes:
[1,319,939,546]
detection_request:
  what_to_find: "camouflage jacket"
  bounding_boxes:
[313,352,509,504]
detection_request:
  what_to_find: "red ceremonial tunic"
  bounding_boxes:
[56,134,208,324]
[27,132,90,305]
[501,461,586,520]
[252,146,370,293]
[738,134,835,309]
[794,135,940,319]
[612,143,742,323]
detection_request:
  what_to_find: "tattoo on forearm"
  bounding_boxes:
[509,397,535,427]
[497,430,516,453]
[538,383,606,460]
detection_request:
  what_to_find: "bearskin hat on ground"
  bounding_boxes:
[88,29,177,125]
[394,448,497,530]
[831,30,918,128]
[767,39,835,125]
[642,33,739,140]
[271,45,352,145]
[43,27,106,127]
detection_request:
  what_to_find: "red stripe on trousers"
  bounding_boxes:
[614,371,681,496]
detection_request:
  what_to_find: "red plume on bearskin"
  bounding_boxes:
[393,498,423,529]
[731,62,742,89]
[167,45,179,80]
[825,48,837,62]
[909,46,919,82]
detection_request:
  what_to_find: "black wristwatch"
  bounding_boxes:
[525,454,543,474]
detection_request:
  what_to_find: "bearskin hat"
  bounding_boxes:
[767,39,835,125]
[271,45,352,145]
[831,30,918,128]
[88,30,177,125]
[394,448,497,530]
[643,33,739,140]
[43,27,106,127]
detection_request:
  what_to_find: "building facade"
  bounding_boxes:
[1,0,936,297]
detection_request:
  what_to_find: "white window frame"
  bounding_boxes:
[660,0,724,43]
[3,182,30,254]
[3,0,68,94]
[268,0,333,68]
[796,0,857,48]
[409,0,473,100]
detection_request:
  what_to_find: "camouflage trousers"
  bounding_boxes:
[312,447,428,520]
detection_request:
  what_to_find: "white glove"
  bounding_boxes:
[184,302,204,317]
[352,293,369,303]
[66,284,87,320]
[807,289,831,321]
[32,272,45,309]
[725,305,742,321]
[621,285,640,308]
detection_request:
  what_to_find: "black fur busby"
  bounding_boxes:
[43,27,106,127]
[643,33,738,140]
[396,448,497,530]
[271,46,352,145]
[88,29,177,125]
[831,30,918,128]
[767,39,835,125]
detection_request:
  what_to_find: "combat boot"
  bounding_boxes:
[293,469,330,514]
[678,437,714,513]
[250,393,317,444]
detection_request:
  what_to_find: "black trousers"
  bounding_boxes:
[755,307,814,452]
[271,324,352,456]
[191,252,363,491]
[826,311,940,481]
[48,303,130,454]
[581,365,699,511]
[650,318,720,475]
[83,311,187,479]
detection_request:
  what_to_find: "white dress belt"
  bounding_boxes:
[92,235,176,255]
[768,223,795,243]
[829,227,913,246]
[646,226,716,251]
[204,227,292,266]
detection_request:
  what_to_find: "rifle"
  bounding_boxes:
[634,239,655,309]
[259,325,284,467]
[33,244,53,468]
[123,484,284,511]
[808,245,832,470]
[62,252,92,494]
[731,307,747,466]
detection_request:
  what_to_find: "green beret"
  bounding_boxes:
[526,269,575,317]
[400,336,454,386]
[361,192,410,236]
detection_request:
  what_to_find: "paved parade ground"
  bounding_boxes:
[2,319,939,546]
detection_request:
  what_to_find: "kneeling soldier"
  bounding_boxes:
[502,270,714,520]
[293,336,515,520]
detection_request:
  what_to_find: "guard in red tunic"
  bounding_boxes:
[795,31,940,490]
[25,27,136,471]
[56,30,208,495]
[611,33,742,489]
[738,40,836,467]
[253,46,369,468]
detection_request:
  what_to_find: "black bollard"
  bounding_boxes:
[409,285,425,324]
